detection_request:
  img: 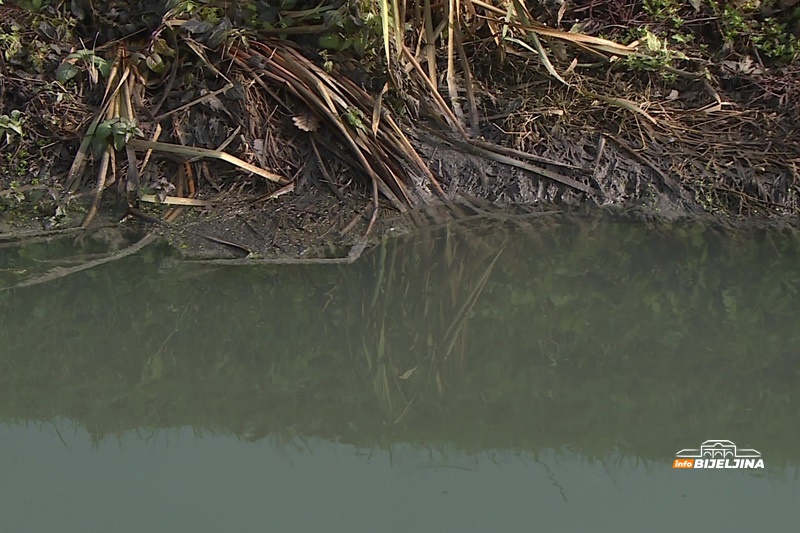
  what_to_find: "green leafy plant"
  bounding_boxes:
[318,3,382,57]
[130,36,176,74]
[0,110,25,144]
[343,107,367,131]
[624,28,687,74]
[91,117,142,153]
[56,49,111,84]
[712,1,800,63]
[0,24,23,60]
[643,0,684,27]
[165,0,205,18]
[751,17,800,61]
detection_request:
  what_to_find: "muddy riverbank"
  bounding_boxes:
[1,1,799,265]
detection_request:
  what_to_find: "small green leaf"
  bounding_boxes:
[56,62,79,82]
[152,38,176,57]
[94,57,111,79]
[68,50,93,60]
[113,132,126,151]
[94,120,113,141]
[111,121,128,136]
[129,52,146,65]
[145,53,165,73]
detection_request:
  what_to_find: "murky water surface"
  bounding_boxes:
[1,215,799,532]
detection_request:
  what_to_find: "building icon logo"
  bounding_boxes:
[673,440,764,469]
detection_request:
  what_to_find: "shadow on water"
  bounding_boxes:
[1,213,799,475]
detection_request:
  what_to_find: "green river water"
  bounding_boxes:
[1,214,799,532]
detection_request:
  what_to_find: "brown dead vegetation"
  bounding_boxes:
[1,0,798,257]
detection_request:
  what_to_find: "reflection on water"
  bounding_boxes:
[1,214,799,530]
[1,423,797,533]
